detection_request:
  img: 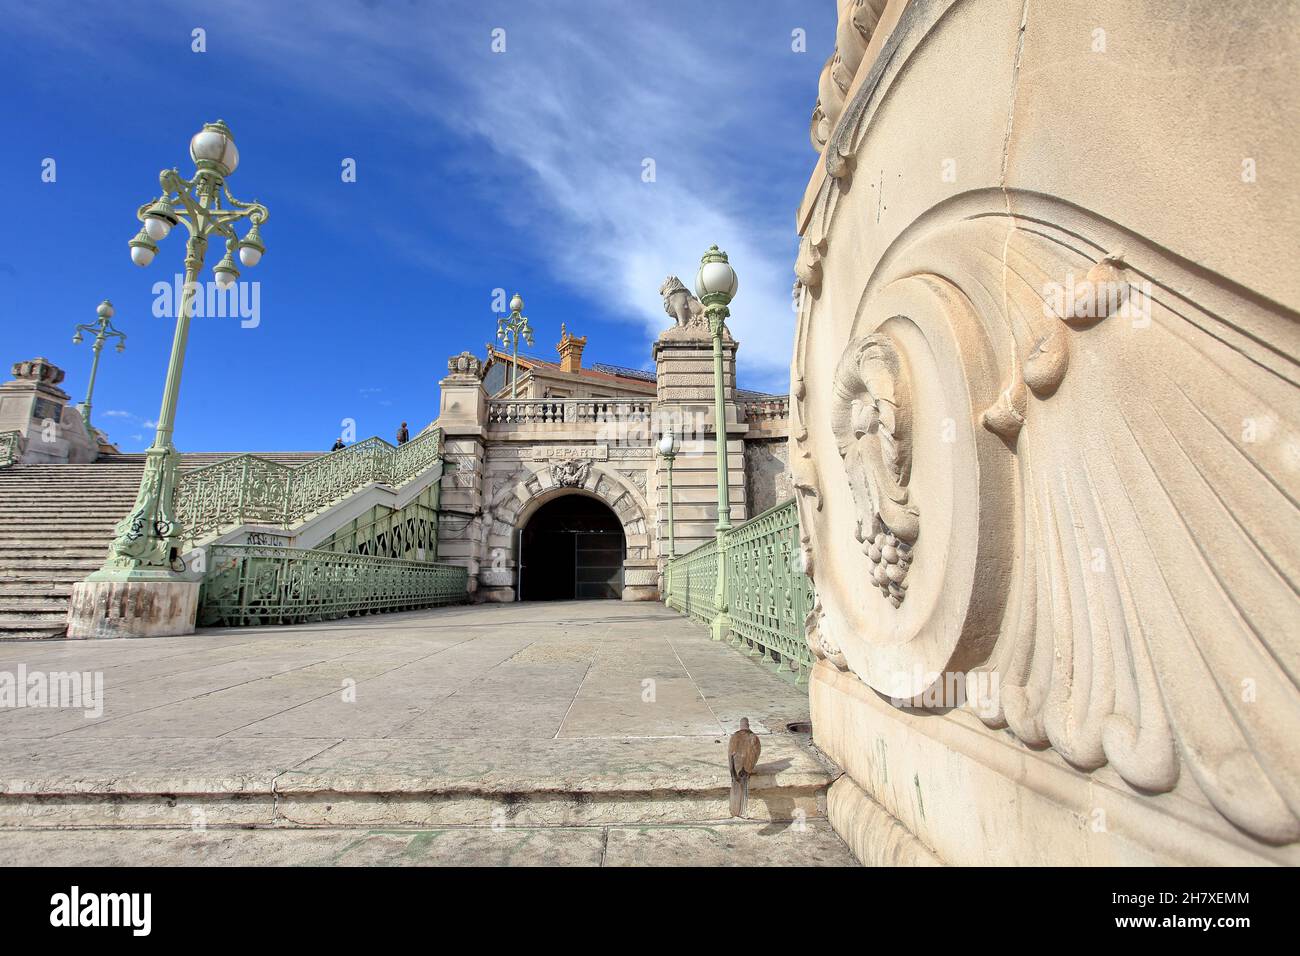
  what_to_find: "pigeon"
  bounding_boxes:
[728,717,762,817]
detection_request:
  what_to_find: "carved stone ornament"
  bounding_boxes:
[830,334,918,608]
[10,357,65,386]
[550,459,590,488]
[658,276,706,330]
[446,351,484,378]
[793,202,1300,846]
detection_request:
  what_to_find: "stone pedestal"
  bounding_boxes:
[434,352,490,596]
[651,328,747,560]
[0,357,98,464]
[66,580,201,639]
[621,558,659,601]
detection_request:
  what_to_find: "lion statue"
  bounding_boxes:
[659,276,706,329]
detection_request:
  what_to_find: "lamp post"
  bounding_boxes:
[657,428,678,559]
[496,293,534,399]
[97,120,269,582]
[695,245,738,642]
[71,299,127,428]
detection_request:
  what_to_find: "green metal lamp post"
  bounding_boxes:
[695,245,738,641]
[657,428,678,558]
[496,293,534,399]
[71,299,127,428]
[94,120,269,582]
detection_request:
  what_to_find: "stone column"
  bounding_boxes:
[0,357,98,464]
[434,352,489,597]
[652,325,748,561]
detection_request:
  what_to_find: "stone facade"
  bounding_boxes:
[796,0,1300,865]
[435,304,791,602]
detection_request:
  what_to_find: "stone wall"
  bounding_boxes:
[795,0,1300,865]
[744,438,792,516]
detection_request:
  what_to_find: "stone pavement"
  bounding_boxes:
[0,601,856,866]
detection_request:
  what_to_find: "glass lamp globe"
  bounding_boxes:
[239,243,263,267]
[509,293,523,314]
[695,246,739,304]
[658,431,677,456]
[72,332,83,345]
[190,120,239,176]
[129,242,157,267]
[143,216,171,241]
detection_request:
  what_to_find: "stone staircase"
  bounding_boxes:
[0,453,322,640]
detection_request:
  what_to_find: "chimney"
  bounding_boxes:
[556,323,587,373]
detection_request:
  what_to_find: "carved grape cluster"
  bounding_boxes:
[866,523,911,607]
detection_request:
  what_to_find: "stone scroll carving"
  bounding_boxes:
[794,206,1300,846]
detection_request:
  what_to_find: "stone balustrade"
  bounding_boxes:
[487,399,653,426]
[739,397,789,423]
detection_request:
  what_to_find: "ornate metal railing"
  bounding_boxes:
[0,430,23,468]
[176,427,442,544]
[663,498,813,683]
[198,544,468,627]
[664,536,718,626]
[723,499,814,680]
[739,396,790,423]
[487,399,653,425]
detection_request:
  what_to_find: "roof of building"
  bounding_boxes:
[483,345,657,393]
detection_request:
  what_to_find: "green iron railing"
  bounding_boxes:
[0,431,22,469]
[664,498,814,683]
[176,427,443,544]
[198,544,468,627]
[664,537,718,626]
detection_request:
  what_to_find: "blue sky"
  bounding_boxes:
[0,0,833,452]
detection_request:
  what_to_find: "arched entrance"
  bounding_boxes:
[519,494,625,600]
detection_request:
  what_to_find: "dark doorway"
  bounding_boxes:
[519,495,625,600]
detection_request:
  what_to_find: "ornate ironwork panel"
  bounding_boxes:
[723,499,814,681]
[0,431,23,468]
[664,536,718,626]
[199,544,467,627]
[174,429,442,545]
[663,498,813,683]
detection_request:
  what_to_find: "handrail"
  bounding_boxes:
[175,427,442,544]
[663,497,813,683]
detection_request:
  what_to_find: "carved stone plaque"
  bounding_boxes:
[530,445,608,461]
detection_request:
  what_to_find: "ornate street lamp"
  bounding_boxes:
[496,292,534,399]
[657,428,679,558]
[695,245,738,642]
[71,299,127,428]
[695,245,738,531]
[97,120,270,581]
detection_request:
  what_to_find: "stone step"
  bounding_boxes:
[0,612,67,639]
[0,820,858,867]
[0,569,93,584]
[0,551,105,565]
[0,736,838,830]
[0,594,66,611]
